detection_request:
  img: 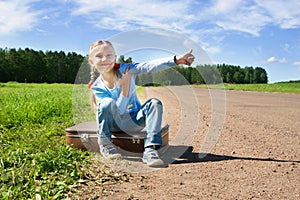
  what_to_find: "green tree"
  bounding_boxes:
[0,48,10,82]
[253,67,268,83]
[191,68,202,84]
[117,55,132,63]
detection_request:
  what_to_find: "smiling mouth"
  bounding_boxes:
[100,63,111,67]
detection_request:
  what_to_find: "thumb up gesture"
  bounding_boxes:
[174,49,195,66]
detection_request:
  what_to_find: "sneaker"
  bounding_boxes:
[142,148,164,167]
[100,144,121,159]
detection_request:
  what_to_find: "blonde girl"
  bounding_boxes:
[88,40,194,167]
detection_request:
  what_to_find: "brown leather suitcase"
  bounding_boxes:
[65,121,169,153]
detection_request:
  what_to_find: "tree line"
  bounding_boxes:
[136,64,268,86]
[0,48,268,84]
[0,48,84,83]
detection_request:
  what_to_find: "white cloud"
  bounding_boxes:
[210,0,242,14]
[267,56,287,63]
[199,0,300,36]
[278,58,287,63]
[42,15,50,20]
[2,0,297,59]
[254,0,300,29]
[0,0,40,35]
[70,0,300,58]
[72,0,195,33]
[70,0,231,56]
[200,41,221,55]
[1,0,299,41]
[293,62,300,73]
[197,0,267,36]
[267,56,277,63]
[293,61,300,65]
[282,43,291,53]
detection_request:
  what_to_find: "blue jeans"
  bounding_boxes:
[96,98,163,148]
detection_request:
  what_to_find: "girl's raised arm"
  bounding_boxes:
[120,49,195,74]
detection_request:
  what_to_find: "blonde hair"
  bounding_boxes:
[88,40,119,109]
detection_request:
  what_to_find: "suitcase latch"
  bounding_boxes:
[132,136,140,144]
[81,133,89,143]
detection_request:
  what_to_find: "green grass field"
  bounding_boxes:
[0,81,299,198]
[0,82,91,199]
[196,82,300,94]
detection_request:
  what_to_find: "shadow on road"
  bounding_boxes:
[169,146,300,164]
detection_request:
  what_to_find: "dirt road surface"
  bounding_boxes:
[72,87,300,200]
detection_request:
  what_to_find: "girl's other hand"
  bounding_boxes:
[119,67,133,97]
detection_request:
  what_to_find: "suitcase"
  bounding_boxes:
[65,121,169,153]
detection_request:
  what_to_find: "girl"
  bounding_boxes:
[88,40,194,167]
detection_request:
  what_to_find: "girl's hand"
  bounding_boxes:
[119,67,133,97]
[175,49,195,66]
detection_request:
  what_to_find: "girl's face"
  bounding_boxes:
[89,43,116,74]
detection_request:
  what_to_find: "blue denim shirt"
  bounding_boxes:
[91,56,175,115]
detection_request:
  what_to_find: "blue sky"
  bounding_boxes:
[1,0,300,83]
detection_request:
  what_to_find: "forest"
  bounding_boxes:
[0,48,268,84]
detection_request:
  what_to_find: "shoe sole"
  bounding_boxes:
[143,158,164,167]
[106,154,122,159]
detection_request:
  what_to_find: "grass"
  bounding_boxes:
[0,82,139,199]
[195,82,300,94]
[0,82,91,199]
